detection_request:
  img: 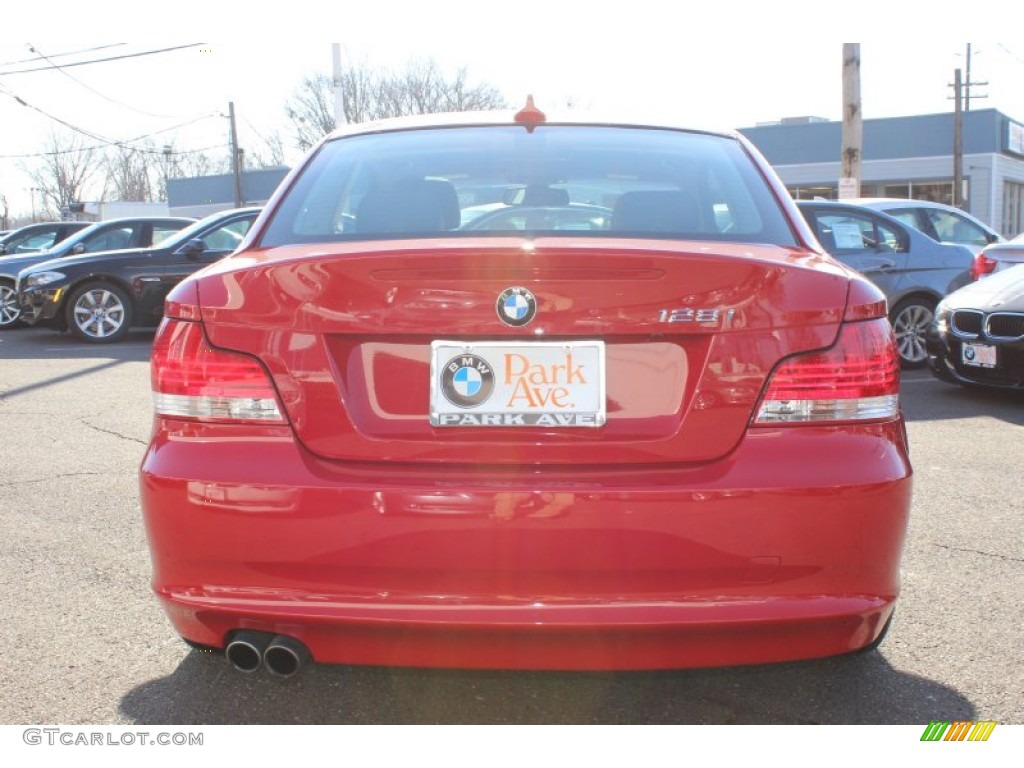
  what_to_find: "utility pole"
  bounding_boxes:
[948,48,987,211]
[228,101,243,207]
[840,44,862,199]
[966,43,973,112]
[332,43,345,126]
[963,44,988,112]
[953,69,964,209]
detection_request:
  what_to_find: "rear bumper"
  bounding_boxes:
[140,418,912,670]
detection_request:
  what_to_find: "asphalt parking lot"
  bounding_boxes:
[1,325,1021,725]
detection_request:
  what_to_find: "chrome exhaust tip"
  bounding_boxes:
[225,630,272,673]
[263,635,311,678]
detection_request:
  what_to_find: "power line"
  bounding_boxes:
[0,44,126,68]
[0,86,221,157]
[0,85,114,143]
[0,142,225,160]
[0,43,204,77]
[242,116,274,144]
[25,43,207,120]
[996,44,1024,66]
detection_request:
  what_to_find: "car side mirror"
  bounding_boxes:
[72,243,86,255]
[0,244,7,255]
[180,238,207,259]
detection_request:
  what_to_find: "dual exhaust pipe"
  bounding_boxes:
[225,631,310,678]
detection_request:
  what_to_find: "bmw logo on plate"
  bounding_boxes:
[441,353,496,408]
[496,286,537,327]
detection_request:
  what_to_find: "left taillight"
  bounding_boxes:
[754,318,900,425]
[971,252,997,281]
[151,318,286,424]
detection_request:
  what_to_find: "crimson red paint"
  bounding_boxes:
[140,111,911,671]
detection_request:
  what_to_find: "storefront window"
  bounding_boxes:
[787,185,837,200]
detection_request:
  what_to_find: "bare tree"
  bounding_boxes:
[286,73,337,151]
[104,143,155,202]
[245,130,287,169]
[163,144,226,180]
[155,142,227,202]
[23,132,101,216]
[0,194,8,230]
[392,59,505,115]
[285,58,508,151]
[175,150,224,179]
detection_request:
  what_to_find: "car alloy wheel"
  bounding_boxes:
[68,282,133,343]
[0,281,21,328]
[890,298,935,368]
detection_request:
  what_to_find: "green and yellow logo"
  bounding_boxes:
[921,721,997,742]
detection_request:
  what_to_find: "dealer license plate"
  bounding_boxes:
[961,342,997,368]
[430,341,606,427]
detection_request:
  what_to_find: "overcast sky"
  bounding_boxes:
[2,5,1021,217]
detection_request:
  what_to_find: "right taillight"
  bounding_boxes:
[151,318,285,424]
[754,319,900,425]
[971,252,997,281]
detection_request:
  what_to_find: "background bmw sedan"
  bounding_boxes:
[0,216,194,329]
[17,208,260,342]
[928,264,1024,390]
[140,105,911,674]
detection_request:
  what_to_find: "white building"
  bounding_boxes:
[740,108,1024,237]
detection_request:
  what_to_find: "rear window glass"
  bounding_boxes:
[259,125,797,247]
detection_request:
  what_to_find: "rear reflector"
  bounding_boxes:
[151,319,285,423]
[755,319,899,424]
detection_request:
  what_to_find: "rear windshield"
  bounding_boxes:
[259,125,797,247]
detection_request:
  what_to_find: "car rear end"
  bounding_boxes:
[972,236,1024,281]
[139,113,912,671]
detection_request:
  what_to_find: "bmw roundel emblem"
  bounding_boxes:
[496,286,537,327]
[440,353,495,408]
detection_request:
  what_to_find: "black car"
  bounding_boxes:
[927,264,1024,390]
[0,221,91,256]
[17,208,261,343]
[0,222,94,327]
[0,216,195,329]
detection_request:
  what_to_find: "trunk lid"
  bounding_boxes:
[196,238,850,465]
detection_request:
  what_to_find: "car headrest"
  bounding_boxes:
[521,185,570,207]
[357,178,460,234]
[611,190,700,234]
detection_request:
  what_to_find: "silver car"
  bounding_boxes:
[973,232,1024,279]
[849,198,1002,256]
[797,200,974,367]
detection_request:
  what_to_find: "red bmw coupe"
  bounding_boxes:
[140,101,912,676]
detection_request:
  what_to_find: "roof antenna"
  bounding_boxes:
[514,95,546,132]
